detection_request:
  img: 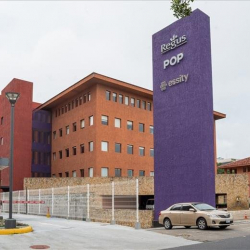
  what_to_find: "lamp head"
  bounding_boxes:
[5,92,20,106]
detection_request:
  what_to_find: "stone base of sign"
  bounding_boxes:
[110,220,116,225]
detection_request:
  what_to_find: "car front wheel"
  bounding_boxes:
[164,218,172,230]
[197,218,207,230]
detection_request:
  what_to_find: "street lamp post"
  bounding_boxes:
[5,92,20,229]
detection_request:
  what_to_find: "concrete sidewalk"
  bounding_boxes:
[0,213,200,250]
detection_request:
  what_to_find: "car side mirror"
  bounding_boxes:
[189,208,195,212]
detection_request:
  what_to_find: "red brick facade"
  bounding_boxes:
[0,79,34,191]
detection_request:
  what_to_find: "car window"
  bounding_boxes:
[192,203,215,211]
[170,205,182,211]
[182,205,193,211]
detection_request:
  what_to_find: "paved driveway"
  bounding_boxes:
[148,220,250,242]
[0,213,199,250]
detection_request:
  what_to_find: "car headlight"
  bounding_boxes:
[207,214,220,218]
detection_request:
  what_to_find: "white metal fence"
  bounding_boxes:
[0,179,141,228]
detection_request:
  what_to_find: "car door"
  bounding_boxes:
[169,204,182,225]
[180,205,196,226]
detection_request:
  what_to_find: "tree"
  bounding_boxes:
[170,0,195,19]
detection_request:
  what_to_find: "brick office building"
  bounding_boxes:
[0,78,39,191]
[1,73,226,190]
[37,73,154,178]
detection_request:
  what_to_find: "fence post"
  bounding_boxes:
[110,181,115,225]
[67,186,70,219]
[27,189,30,214]
[25,188,28,214]
[18,191,20,214]
[38,189,41,215]
[52,188,54,216]
[135,178,141,229]
[86,184,90,222]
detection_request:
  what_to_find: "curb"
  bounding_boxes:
[0,226,33,235]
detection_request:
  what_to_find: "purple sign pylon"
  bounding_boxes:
[153,9,215,219]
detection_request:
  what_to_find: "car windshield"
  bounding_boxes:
[192,203,216,211]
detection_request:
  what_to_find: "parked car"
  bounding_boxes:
[159,202,233,230]
[146,199,154,210]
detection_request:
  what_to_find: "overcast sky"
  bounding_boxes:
[0,1,249,160]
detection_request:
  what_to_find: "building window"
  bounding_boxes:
[66,126,69,135]
[65,172,69,177]
[73,122,77,132]
[59,173,62,177]
[89,116,94,126]
[243,167,247,173]
[139,147,145,156]
[89,167,93,177]
[137,99,140,108]
[139,170,145,176]
[127,145,133,154]
[61,107,64,114]
[127,121,133,130]
[1,117,3,125]
[119,94,123,104]
[142,101,146,110]
[75,99,79,107]
[115,168,121,177]
[147,102,151,111]
[106,91,111,100]
[59,150,62,159]
[88,92,91,101]
[80,144,85,153]
[131,98,135,107]
[53,131,56,139]
[113,92,117,102]
[72,170,77,177]
[115,143,121,153]
[65,148,69,157]
[139,123,144,132]
[80,119,85,129]
[127,169,134,177]
[89,141,93,152]
[72,146,77,155]
[0,137,3,145]
[59,128,63,137]
[101,141,108,152]
[101,167,109,177]
[150,171,154,177]
[80,169,84,177]
[101,115,108,125]
[149,125,154,134]
[84,94,87,103]
[79,96,83,105]
[53,152,56,160]
[125,96,129,105]
[150,148,154,157]
[115,118,121,128]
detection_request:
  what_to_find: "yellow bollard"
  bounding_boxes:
[46,207,50,218]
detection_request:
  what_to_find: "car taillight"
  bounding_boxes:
[159,212,161,216]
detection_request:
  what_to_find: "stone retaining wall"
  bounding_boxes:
[216,174,249,210]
